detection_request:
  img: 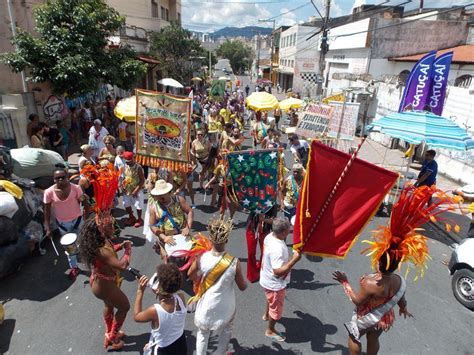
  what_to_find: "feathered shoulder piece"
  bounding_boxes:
[171,233,213,272]
[81,162,120,212]
[362,184,461,280]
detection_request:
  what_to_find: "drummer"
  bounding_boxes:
[44,167,89,281]
[148,180,194,260]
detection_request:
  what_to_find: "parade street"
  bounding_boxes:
[1,93,472,354]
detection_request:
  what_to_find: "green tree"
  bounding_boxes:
[0,0,146,97]
[150,23,207,83]
[216,40,253,74]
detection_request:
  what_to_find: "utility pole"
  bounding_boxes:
[7,0,27,93]
[256,33,261,81]
[316,0,331,97]
[259,19,276,85]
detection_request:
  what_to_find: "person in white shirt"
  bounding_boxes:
[260,217,301,342]
[289,134,310,167]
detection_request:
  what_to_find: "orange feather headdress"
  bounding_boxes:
[361,184,461,280]
[80,162,120,226]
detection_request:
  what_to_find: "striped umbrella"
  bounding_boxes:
[246,92,279,112]
[367,111,474,151]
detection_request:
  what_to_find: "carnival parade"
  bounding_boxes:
[1,1,474,354]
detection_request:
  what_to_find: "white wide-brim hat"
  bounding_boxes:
[151,179,173,196]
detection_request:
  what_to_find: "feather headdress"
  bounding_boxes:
[362,184,461,280]
[80,162,120,226]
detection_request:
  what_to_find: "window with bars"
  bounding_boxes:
[161,6,166,20]
[151,1,158,18]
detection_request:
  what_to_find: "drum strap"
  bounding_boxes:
[57,216,82,233]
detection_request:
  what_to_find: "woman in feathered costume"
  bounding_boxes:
[332,184,459,355]
[79,162,132,350]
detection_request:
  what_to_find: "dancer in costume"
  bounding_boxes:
[281,163,304,219]
[121,152,145,228]
[245,205,278,283]
[79,162,131,351]
[134,263,187,355]
[332,184,457,355]
[187,216,247,355]
[191,129,211,190]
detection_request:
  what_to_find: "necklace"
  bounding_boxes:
[211,250,225,257]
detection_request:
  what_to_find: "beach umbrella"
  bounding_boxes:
[279,97,303,111]
[158,78,184,88]
[191,77,202,82]
[114,96,136,122]
[367,111,474,151]
[245,92,279,112]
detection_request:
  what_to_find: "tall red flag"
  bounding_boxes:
[293,141,398,258]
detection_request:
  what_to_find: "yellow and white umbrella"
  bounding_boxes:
[245,92,279,112]
[114,96,136,122]
[279,97,303,111]
[191,77,202,82]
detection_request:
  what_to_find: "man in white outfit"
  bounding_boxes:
[188,216,247,355]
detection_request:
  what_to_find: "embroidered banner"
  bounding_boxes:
[428,52,453,116]
[227,149,279,213]
[293,141,398,258]
[398,51,436,112]
[135,89,191,171]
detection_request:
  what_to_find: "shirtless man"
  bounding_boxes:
[333,253,413,355]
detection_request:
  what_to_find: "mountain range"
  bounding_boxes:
[209,26,272,39]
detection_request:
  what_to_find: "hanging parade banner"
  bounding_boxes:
[210,80,226,101]
[398,51,436,112]
[295,103,334,139]
[135,89,191,171]
[227,149,279,213]
[428,51,453,116]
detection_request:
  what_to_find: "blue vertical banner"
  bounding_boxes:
[428,52,453,116]
[398,51,437,112]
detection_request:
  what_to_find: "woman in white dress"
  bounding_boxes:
[188,216,247,355]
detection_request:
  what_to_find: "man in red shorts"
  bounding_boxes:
[259,217,301,342]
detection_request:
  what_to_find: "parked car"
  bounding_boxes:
[448,237,474,310]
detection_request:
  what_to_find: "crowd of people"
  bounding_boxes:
[27,81,419,355]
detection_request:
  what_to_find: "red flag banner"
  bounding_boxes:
[293,141,398,258]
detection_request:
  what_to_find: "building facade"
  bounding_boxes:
[277,24,320,96]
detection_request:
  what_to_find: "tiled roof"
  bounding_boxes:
[389,45,474,64]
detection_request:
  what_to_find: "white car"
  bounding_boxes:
[448,237,474,310]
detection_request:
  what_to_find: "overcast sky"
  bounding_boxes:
[182,0,472,33]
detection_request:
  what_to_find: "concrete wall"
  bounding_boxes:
[371,17,469,58]
[0,0,44,95]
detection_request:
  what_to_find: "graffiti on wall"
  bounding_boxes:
[43,95,68,121]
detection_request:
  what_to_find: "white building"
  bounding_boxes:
[277,24,320,96]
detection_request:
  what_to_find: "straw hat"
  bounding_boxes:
[151,179,173,196]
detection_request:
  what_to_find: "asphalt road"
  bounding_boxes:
[1,77,473,355]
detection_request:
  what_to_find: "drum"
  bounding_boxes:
[60,233,79,255]
[166,234,193,270]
